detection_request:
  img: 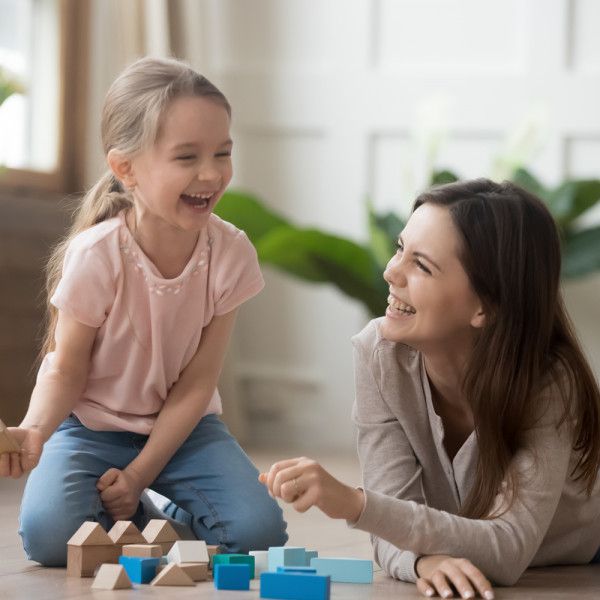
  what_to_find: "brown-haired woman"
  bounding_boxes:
[260,179,600,598]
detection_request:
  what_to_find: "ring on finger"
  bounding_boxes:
[292,477,301,497]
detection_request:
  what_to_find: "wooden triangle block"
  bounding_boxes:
[151,563,195,586]
[92,564,132,589]
[142,519,179,543]
[108,521,145,545]
[67,522,113,546]
[0,418,20,454]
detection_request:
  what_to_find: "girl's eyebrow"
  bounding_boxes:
[398,234,442,272]
[171,139,233,150]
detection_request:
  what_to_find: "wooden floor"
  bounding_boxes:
[1,450,599,599]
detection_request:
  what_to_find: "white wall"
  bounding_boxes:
[88,0,600,451]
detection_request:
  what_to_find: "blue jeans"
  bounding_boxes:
[19,414,287,566]
[592,547,600,564]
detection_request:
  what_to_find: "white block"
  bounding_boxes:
[167,540,209,564]
[249,550,269,575]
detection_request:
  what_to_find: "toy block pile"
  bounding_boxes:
[67,519,217,589]
[67,519,373,596]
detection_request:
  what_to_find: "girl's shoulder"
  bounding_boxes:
[207,213,249,245]
[67,214,123,256]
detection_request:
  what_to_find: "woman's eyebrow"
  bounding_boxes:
[399,234,442,272]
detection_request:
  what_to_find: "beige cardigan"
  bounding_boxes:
[349,318,600,585]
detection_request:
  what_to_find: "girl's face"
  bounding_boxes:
[128,95,233,233]
[381,203,485,354]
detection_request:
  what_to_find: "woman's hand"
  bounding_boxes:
[415,555,494,599]
[97,466,146,521]
[259,457,365,522]
[0,427,44,478]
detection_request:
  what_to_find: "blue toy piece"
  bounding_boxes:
[260,572,330,600]
[310,557,373,583]
[118,555,160,584]
[267,546,306,571]
[213,553,256,578]
[304,550,318,566]
[277,566,317,574]
[213,563,251,590]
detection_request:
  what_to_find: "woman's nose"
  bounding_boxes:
[384,255,407,287]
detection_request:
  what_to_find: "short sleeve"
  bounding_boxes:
[51,242,116,328]
[213,231,264,316]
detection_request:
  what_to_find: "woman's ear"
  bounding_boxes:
[470,304,486,329]
[107,149,136,189]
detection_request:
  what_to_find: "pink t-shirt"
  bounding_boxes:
[38,211,264,433]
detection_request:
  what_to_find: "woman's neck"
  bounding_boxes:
[422,343,471,409]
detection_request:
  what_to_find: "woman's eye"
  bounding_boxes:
[396,242,404,253]
[416,260,432,275]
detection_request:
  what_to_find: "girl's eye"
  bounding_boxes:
[416,260,432,275]
[215,152,232,158]
[176,155,195,161]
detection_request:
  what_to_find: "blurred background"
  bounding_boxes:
[1,0,599,454]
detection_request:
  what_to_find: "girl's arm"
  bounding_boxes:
[0,311,96,477]
[123,308,238,488]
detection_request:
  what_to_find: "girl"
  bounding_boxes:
[261,179,600,598]
[0,56,287,565]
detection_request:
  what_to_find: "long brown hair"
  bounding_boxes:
[414,178,600,518]
[41,57,230,358]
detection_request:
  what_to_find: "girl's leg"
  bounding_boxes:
[18,416,138,566]
[150,414,288,553]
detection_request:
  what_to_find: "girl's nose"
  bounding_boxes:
[197,164,221,184]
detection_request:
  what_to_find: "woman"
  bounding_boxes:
[261,179,600,599]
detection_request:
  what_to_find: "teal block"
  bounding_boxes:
[214,564,251,590]
[260,572,330,599]
[268,546,306,571]
[304,550,318,566]
[310,557,373,583]
[212,553,255,578]
[118,555,159,584]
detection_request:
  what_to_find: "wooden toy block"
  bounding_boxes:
[141,519,179,554]
[207,544,220,567]
[0,419,20,454]
[249,550,269,576]
[150,562,195,586]
[122,543,162,558]
[167,540,209,564]
[179,562,209,581]
[277,566,317,574]
[260,572,330,600]
[268,547,306,571]
[212,553,255,579]
[310,557,373,583]
[108,520,145,545]
[66,522,119,577]
[91,564,132,589]
[213,563,250,591]
[305,550,319,566]
[118,555,160,584]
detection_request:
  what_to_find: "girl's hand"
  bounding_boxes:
[258,457,365,522]
[0,427,44,478]
[97,467,145,521]
[415,555,494,599]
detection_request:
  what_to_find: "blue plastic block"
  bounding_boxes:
[304,550,318,566]
[268,546,306,571]
[277,566,317,574]
[310,557,373,583]
[118,555,160,584]
[214,563,251,590]
[260,572,330,600]
[213,553,255,578]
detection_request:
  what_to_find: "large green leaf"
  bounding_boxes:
[214,191,289,244]
[367,201,398,270]
[511,168,547,199]
[562,226,600,278]
[431,169,459,186]
[550,180,600,227]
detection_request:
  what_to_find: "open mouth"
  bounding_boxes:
[387,294,416,315]
[180,192,215,209]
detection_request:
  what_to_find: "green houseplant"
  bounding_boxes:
[215,168,600,318]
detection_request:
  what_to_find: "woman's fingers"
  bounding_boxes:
[442,564,475,599]
[10,453,23,479]
[431,570,455,598]
[416,578,436,597]
[459,561,494,599]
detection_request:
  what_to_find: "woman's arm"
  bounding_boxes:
[0,311,97,477]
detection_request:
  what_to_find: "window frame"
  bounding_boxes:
[0,0,90,194]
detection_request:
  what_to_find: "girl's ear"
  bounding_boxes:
[107,149,136,189]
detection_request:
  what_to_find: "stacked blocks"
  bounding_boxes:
[268,546,307,571]
[66,522,120,577]
[260,572,330,600]
[213,553,255,579]
[213,563,251,590]
[310,557,373,583]
[118,555,160,584]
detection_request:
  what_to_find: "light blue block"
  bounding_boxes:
[310,557,373,583]
[260,572,330,600]
[214,563,251,590]
[268,546,306,571]
[277,566,317,574]
[118,555,159,584]
[304,550,318,566]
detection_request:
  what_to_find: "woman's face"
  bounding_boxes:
[380,203,485,353]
